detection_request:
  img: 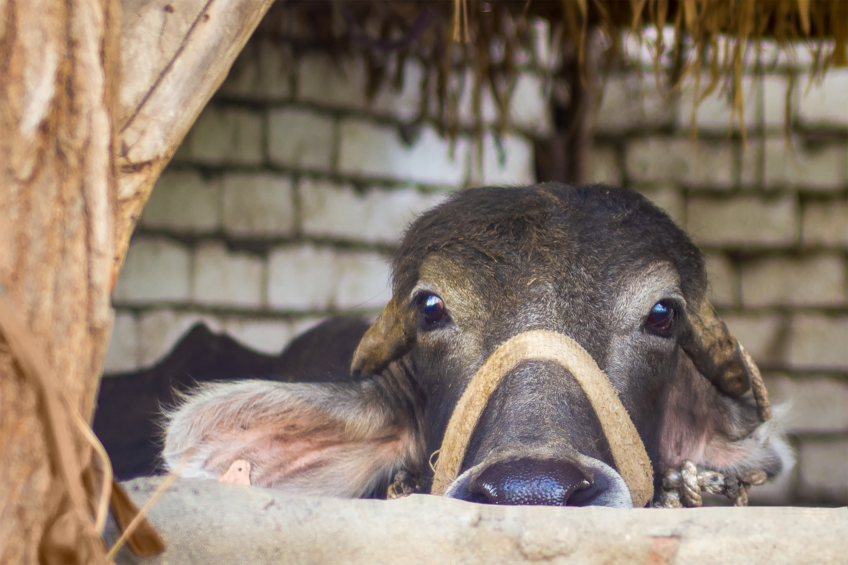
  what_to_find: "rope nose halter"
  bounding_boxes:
[430,329,654,508]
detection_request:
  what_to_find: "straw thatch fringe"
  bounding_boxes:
[253,1,845,142]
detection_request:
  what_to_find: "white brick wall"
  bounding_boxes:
[267,245,391,311]
[113,238,191,304]
[763,137,845,191]
[477,132,536,186]
[338,119,470,186]
[595,73,672,133]
[300,179,447,244]
[740,255,846,308]
[686,195,797,247]
[626,137,735,188]
[268,109,335,171]
[788,316,848,371]
[267,244,340,311]
[218,38,293,101]
[798,69,848,128]
[140,171,220,233]
[193,243,265,308]
[676,74,758,132]
[176,106,263,165]
[221,173,295,236]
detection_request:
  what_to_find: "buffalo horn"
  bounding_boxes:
[679,299,752,398]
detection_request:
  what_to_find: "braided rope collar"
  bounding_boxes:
[430,330,655,508]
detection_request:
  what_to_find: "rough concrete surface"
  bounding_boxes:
[110,477,848,565]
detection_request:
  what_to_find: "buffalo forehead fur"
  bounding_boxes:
[162,183,792,504]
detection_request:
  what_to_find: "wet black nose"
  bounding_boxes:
[466,458,593,506]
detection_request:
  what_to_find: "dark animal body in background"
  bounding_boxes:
[94,317,368,480]
[97,183,792,506]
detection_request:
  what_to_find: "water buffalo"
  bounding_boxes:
[159,183,791,507]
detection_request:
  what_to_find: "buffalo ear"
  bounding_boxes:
[351,297,417,376]
[679,299,771,420]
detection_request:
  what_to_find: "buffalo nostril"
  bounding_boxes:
[466,458,594,506]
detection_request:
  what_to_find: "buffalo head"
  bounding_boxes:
[162,183,791,507]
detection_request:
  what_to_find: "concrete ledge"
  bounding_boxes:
[111,478,848,565]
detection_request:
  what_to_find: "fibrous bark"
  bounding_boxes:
[0,0,273,561]
[0,0,120,561]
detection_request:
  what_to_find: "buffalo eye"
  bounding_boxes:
[644,300,676,337]
[417,293,449,328]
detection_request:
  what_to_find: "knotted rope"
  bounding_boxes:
[655,460,768,508]
[430,330,654,508]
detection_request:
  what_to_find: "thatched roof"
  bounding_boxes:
[255,0,846,138]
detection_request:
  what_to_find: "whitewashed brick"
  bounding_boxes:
[722,313,784,365]
[221,318,293,355]
[298,53,424,121]
[588,145,622,186]
[761,74,795,130]
[137,310,222,368]
[673,71,794,135]
[764,137,845,191]
[798,440,848,503]
[452,68,498,127]
[218,38,292,101]
[738,140,761,188]
[113,238,190,304]
[371,58,424,121]
[686,196,797,247]
[103,311,139,373]
[743,39,816,70]
[192,243,265,308]
[741,255,846,308]
[802,200,848,248]
[508,73,552,135]
[334,252,392,310]
[268,109,335,171]
[267,245,338,311]
[529,18,559,71]
[140,170,220,233]
[268,245,390,311]
[677,74,757,132]
[766,375,848,434]
[788,315,848,371]
[595,73,674,133]
[798,70,848,128]
[338,120,469,186]
[620,28,677,70]
[636,185,684,227]
[477,132,535,186]
[704,253,737,308]
[221,173,295,236]
[179,106,263,165]
[300,179,446,244]
[298,53,369,110]
[626,137,734,188]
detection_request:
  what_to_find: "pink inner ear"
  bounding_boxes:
[659,353,737,471]
[198,413,413,494]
